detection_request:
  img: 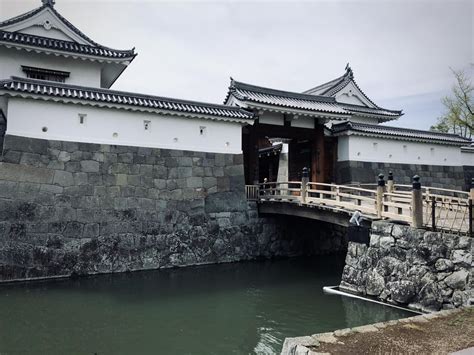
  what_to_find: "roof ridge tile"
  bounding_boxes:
[0,29,135,59]
[1,77,254,121]
[332,121,471,144]
[0,4,135,58]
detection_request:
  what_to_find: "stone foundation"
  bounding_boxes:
[336,160,470,191]
[340,221,472,312]
[0,116,5,153]
[0,135,346,282]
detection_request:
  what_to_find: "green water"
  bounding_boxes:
[0,256,413,354]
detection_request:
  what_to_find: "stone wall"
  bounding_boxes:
[336,160,470,191]
[0,135,346,282]
[0,116,5,153]
[340,221,472,312]
[463,165,474,191]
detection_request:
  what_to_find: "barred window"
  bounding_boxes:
[22,66,70,83]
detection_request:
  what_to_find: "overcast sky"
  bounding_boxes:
[1,0,473,129]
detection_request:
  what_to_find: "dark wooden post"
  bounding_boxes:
[470,178,474,237]
[376,173,385,218]
[412,175,423,228]
[431,196,436,231]
[301,167,309,204]
[311,125,325,183]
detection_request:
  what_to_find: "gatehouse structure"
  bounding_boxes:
[0,0,472,285]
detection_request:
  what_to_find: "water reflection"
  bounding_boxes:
[0,256,413,354]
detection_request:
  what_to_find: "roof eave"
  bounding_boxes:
[231,80,336,103]
[0,41,135,63]
[1,90,255,124]
[241,101,350,121]
[348,111,403,123]
[333,130,470,146]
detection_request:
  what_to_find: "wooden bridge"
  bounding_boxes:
[246,172,473,235]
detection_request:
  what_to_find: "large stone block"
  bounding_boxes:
[4,135,48,155]
[80,160,100,173]
[0,162,54,184]
[444,270,469,290]
[186,177,203,188]
[2,150,22,164]
[53,170,74,187]
[224,165,244,177]
[177,167,193,179]
[366,270,385,296]
[389,280,415,303]
[205,191,247,213]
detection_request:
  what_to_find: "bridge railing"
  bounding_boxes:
[258,181,302,202]
[423,194,470,234]
[381,191,412,223]
[306,182,378,216]
[245,185,259,201]
[250,172,473,236]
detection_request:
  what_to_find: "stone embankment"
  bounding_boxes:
[0,135,347,282]
[341,221,472,312]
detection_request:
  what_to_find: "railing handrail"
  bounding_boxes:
[395,184,470,196]
[258,181,302,187]
[247,176,471,236]
[307,182,377,195]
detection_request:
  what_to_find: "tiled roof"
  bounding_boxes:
[305,66,358,97]
[225,79,402,119]
[0,30,135,59]
[332,121,472,145]
[340,104,403,118]
[0,3,135,60]
[225,80,350,117]
[0,77,254,123]
[303,65,403,118]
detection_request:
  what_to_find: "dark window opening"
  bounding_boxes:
[22,66,70,83]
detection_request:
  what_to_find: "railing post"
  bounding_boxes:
[431,196,436,231]
[387,171,394,194]
[470,178,474,237]
[470,178,474,200]
[301,167,309,204]
[376,173,385,218]
[412,175,423,228]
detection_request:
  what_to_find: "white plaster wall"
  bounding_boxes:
[6,98,244,154]
[338,135,464,166]
[337,136,350,161]
[291,116,314,129]
[0,47,102,87]
[348,117,380,125]
[19,26,74,42]
[461,149,474,166]
[259,111,284,126]
[3,9,90,45]
[335,82,375,107]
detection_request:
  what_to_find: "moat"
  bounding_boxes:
[0,256,414,354]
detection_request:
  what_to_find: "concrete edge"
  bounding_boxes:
[280,306,470,355]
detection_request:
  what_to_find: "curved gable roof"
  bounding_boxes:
[0,1,135,60]
[304,65,381,108]
[224,78,402,121]
[224,79,350,118]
